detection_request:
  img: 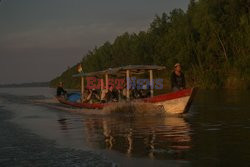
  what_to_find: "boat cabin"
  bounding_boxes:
[73,65,166,101]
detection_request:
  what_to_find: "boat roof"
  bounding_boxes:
[73,65,166,77]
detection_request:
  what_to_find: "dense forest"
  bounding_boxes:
[50,0,250,90]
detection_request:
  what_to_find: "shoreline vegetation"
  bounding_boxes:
[50,0,250,90]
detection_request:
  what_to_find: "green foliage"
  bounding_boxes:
[51,0,250,90]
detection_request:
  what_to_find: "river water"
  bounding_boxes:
[0,87,250,167]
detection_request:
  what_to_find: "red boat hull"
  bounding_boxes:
[56,88,196,114]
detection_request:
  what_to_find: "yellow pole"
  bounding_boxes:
[101,78,104,90]
[126,70,130,100]
[105,73,109,90]
[149,70,154,97]
[81,77,84,102]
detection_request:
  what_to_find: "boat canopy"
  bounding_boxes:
[73,65,166,77]
[74,65,166,100]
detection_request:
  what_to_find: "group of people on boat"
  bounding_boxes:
[57,83,151,103]
[56,63,186,103]
[81,86,120,103]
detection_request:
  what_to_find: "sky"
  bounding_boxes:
[0,0,188,84]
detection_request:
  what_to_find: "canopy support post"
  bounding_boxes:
[81,76,84,102]
[105,73,109,90]
[149,70,154,97]
[101,78,104,90]
[126,70,130,100]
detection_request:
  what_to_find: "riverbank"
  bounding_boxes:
[0,107,114,167]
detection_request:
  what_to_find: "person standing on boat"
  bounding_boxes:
[171,63,186,91]
[57,82,67,97]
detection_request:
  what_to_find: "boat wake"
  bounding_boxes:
[34,98,167,117]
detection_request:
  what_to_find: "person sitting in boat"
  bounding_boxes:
[131,87,140,99]
[171,63,186,91]
[82,89,99,103]
[56,82,67,97]
[80,89,90,102]
[121,83,129,100]
[100,89,108,103]
[90,89,100,103]
[140,84,151,98]
[121,88,127,100]
[106,86,119,102]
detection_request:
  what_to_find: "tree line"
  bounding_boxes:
[50,0,250,89]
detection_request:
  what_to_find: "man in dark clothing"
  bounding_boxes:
[57,82,67,97]
[171,63,186,91]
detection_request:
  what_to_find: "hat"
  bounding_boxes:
[174,63,181,68]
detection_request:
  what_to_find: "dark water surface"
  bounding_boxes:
[0,87,250,167]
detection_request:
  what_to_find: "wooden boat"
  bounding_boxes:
[56,65,197,114]
[56,88,196,114]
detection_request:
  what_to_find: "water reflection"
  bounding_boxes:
[58,118,69,131]
[77,115,192,160]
